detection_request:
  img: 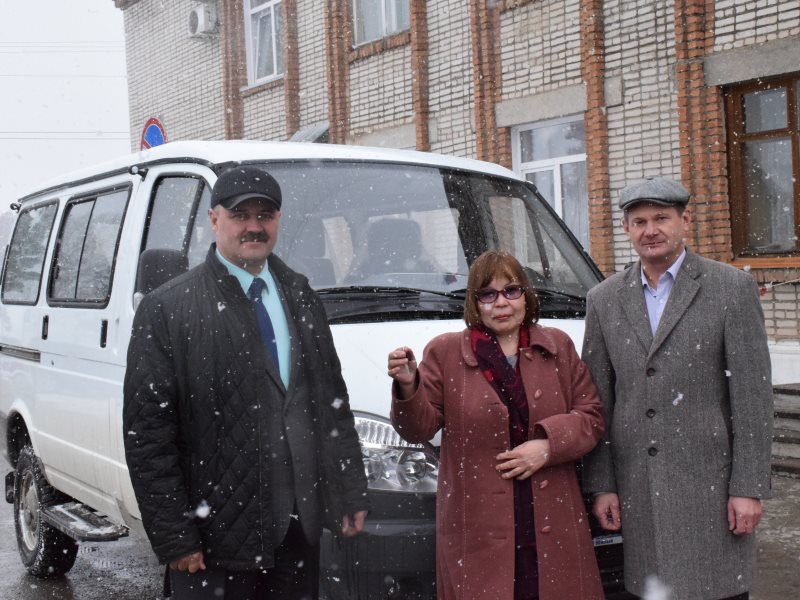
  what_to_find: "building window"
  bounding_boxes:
[726,74,799,256]
[244,0,283,85]
[512,116,589,250]
[352,0,409,47]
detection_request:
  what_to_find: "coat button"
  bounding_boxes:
[646,367,656,377]
[540,525,552,534]
[648,447,658,456]
[539,480,549,489]
[646,409,656,418]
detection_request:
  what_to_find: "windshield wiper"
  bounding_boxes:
[317,286,466,300]
[533,287,586,302]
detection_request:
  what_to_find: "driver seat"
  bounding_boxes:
[347,218,434,282]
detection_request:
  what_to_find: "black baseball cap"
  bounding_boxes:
[210,166,282,211]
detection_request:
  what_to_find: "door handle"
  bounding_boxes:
[100,320,108,348]
[41,315,49,340]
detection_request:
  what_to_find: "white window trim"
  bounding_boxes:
[352,0,408,47]
[518,155,586,217]
[243,0,283,87]
[511,115,588,246]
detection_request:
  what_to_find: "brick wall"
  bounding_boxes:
[296,0,328,128]
[715,0,800,51]
[242,85,286,140]
[123,0,225,148]
[499,0,583,99]
[427,0,476,158]
[604,0,682,267]
[349,47,414,138]
[761,282,800,342]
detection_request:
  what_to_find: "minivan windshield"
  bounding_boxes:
[257,161,601,320]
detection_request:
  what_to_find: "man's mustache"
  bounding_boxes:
[239,233,269,243]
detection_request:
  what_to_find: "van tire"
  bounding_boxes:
[13,446,79,578]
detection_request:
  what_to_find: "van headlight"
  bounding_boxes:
[354,413,438,494]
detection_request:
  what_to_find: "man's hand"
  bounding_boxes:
[495,439,550,480]
[169,550,206,573]
[728,496,762,535]
[341,510,368,538]
[593,493,622,531]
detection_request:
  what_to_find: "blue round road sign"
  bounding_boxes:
[140,117,167,150]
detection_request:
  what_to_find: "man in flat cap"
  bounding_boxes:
[124,166,369,599]
[581,177,773,599]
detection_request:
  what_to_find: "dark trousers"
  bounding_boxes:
[168,519,319,600]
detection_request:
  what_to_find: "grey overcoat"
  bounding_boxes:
[581,250,773,599]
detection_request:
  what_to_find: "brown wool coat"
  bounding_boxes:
[392,325,605,600]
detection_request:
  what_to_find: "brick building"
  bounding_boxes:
[114,0,800,381]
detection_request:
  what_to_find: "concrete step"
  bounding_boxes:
[772,430,800,460]
[773,386,800,446]
[774,394,800,416]
[771,457,800,477]
[776,415,800,433]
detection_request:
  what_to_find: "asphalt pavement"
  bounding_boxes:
[0,452,797,599]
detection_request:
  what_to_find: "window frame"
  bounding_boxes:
[511,115,589,250]
[46,184,131,308]
[725,73,800,259]
[352,0,410,47]
[139,173,211,271]
[243,0,284,87]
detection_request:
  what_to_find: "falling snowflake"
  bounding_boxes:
[195,500,211,519]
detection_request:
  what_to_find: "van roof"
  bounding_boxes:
[17,140,521,203]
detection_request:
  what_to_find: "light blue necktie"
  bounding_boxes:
[248,277,279,368]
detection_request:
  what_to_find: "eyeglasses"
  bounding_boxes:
[476,284,524,304]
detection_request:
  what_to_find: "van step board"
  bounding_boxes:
[41,502,129,542]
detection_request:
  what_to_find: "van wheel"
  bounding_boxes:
[13,446,78,578]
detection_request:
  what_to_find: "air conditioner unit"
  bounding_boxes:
[189,4,217,37]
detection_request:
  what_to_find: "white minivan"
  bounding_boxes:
[0,140,623,598]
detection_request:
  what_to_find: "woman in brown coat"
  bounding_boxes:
[387,251,605,600]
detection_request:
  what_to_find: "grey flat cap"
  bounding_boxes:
[619,177,690,211]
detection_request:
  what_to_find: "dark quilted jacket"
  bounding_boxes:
[123,245,369,568]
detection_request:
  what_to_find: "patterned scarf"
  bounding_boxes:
[470,324,538,599]
[469,325,531,446]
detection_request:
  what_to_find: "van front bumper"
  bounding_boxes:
[320,491,436,600]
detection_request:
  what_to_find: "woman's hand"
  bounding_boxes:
[387,347,416,384]
[495,439,551,480]
[387,347,417,399]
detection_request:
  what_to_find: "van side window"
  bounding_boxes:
[136,177,210,297]
[142,177,204,253]
[49,188,128,305]
[1,202,58,305]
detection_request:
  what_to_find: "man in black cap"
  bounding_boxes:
[581,177,773,600]
[123,165,369,599]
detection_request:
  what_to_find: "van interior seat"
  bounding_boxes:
[347,218,435,283]
[135,248,189,296]
[290,217,336,287]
